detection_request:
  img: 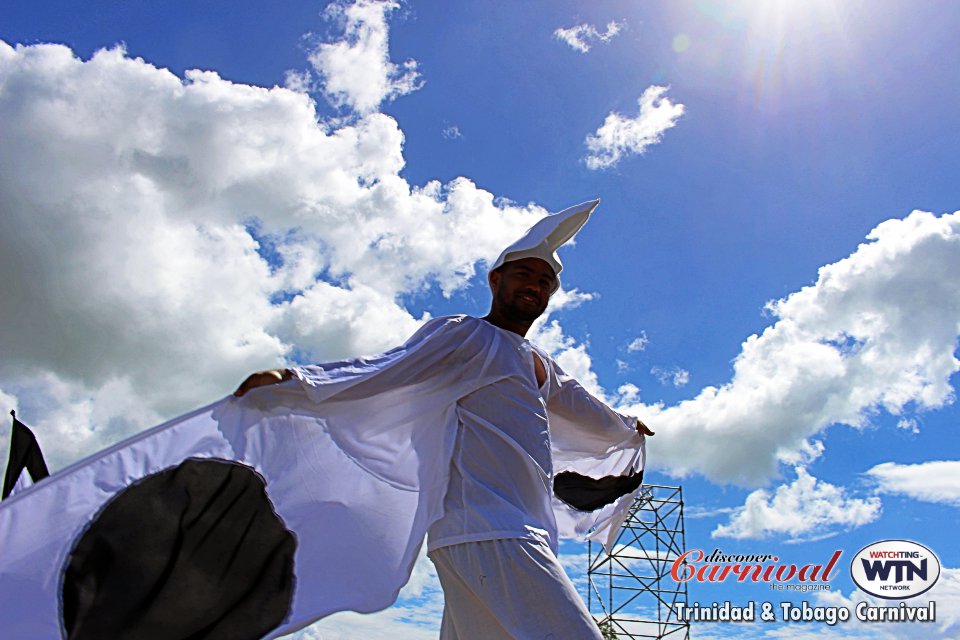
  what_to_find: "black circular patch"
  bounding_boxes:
[61,458,296,640]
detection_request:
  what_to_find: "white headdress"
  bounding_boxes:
[490,199,599,291]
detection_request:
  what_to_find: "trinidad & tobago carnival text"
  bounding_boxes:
[670,547,937,625]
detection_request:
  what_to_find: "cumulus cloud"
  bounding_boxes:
[531,316,601,397]
[627,332,649,352]
[283,68,315,94]
[293,610,436,640]
[651,366,690,387]
[0,39,548,468]
[302,544,599,639]
[896,416,919,432]
[297,546,443,639]
[866,460,960,506]
[297,510,597,640]
[584,85,685,170]
[712,467,881,541]
[516,287,607,394]
[554,21,624,53]
[305,0,422,114]
[814,571,960,639]
[627,209,960,485]
[615,383,641,404]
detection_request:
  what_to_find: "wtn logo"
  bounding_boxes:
[861,557,927,583]
[851,541,940,599]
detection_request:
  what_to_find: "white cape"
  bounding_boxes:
[0,317,643,638]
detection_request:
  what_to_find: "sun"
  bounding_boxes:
[687,0,868,113]
[741,0,849,41]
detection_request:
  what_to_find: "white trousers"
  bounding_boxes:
[428,538,604,640]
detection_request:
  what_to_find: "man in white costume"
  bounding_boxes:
[237,199,654,639]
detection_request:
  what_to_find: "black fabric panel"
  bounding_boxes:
[61,458,296,640]
[2,416,50,500]
[553,470,644,512]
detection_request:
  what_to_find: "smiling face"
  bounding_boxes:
[488,257,558,325]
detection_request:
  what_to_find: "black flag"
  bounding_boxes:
[2,411,50,500]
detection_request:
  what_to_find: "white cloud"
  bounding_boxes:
[584,85,685,170]
[712,467,881,541]
[627,209,960,485]
[627,332,649,352]
[546,287,597,313]
[0,39,547,469]
[683,504,737,520]
[896,417,919,432]
[530,319,603,398]
[283,68,315,94]
[554,21,624,53]
[866,460,960,506]
[615,383,641,404]
[441,125,462,140]
[813,570,960,639]
[293,543,598,639]
[306,0,422,114]
[290,610,437,640]
[524,288,606,395]
[651,366,690,387]
[684,623,870,640]
[290,545,444,639]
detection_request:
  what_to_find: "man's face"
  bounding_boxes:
[489,258,557,323]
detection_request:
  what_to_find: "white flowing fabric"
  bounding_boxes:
[0,316,644,639]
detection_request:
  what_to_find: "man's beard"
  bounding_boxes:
[496,287,547,323]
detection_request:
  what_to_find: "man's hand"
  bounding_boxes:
[636,418,654,437]
[233,369,293,397]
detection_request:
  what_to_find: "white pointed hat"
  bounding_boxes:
[490,199,599,290]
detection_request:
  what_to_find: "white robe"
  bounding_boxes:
[0,315,644,639]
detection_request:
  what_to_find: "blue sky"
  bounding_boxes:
[1,1,959,637]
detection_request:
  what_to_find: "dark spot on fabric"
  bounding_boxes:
[61,458,296,640]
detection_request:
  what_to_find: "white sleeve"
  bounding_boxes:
[548,372,637,435]
[545,359,647,549]
[545,360,645,476]
[287,316,495,404]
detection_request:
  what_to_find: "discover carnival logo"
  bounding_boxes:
[850,540,941,599]
[671,548,841,589]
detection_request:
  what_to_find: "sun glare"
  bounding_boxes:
[743,0,847,41]
[688,0,870,113]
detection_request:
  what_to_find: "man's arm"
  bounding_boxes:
[233,369,294,397]
[231,317,459,399]
[548,375,651,439]
[543,355,653,455]
[231,316,502,404]
[636,418,655,437]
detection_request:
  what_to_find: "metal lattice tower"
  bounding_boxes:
[587,484,689,639]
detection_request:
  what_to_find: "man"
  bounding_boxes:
[236,200,653,638]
